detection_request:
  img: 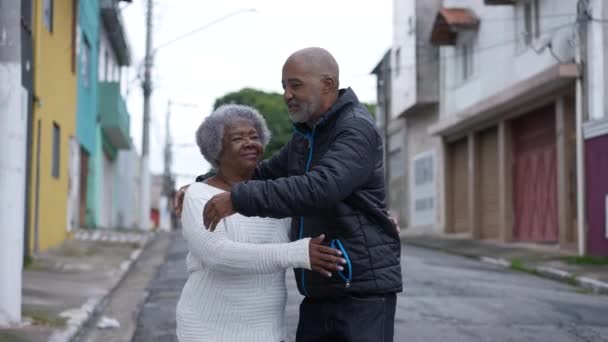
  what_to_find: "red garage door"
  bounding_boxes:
[512,105,558,242]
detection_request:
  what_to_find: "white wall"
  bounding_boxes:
[391,0,416,118]
[406,109,442,231]
[0,1,25,324]
[441,0,576,119]
[115,149,140,229]
[99,152,115,228]
[587,0,607,121]
[66,137,80,232]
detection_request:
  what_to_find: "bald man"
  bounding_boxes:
[199,47,402,341]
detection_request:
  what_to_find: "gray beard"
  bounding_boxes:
[289,111,311,123]
[289,102,318,123]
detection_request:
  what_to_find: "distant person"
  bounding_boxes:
[176,104,344,342]
[177,47,402,341]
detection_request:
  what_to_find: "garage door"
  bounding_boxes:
[450,138,470,234]
[512,105,558,242]
[479,127,499,239]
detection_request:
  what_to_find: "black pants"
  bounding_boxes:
[295,293,397,342]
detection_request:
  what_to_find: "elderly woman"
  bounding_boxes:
[176,104,344,342]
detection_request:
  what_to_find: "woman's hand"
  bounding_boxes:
[309,234,346,277]
[174,184,190,218]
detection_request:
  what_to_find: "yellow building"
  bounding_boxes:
[28,0,78,252]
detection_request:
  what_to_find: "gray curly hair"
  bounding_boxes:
[195,104,272,168]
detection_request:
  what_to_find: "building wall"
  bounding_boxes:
[388,0,441,233]
[390,0,416,118]
[0,0,27,323]
[391,0,440,117]
[585,130,608,256]
[587,0,607,121]
[386,120,408,226]
[102,152,115,228]
[115,149,140,229]
[406,107,442,232]
[86,123,102,227]
[440,0,576,120]
[76,0,99,154]
[29,0,77,251]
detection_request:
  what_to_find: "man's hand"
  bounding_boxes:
[389,215,401,235]
[174,185,190,218]
[203,192,236,231]
[309,234,346,277]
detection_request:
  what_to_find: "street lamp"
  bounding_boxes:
[138,4,256,230]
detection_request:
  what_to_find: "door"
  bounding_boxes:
[479,128,499,239]
[450,138,470,233]
[512,105,558,242]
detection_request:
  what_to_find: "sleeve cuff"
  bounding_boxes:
[288,237,311,270]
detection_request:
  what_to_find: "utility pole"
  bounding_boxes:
[163,100,174,229]
[137,6,255,230]
[0,0,26,324]
[139,0,153,230]
[575,0,589,256]
[163,100,173,199]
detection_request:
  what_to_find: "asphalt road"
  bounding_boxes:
[123,234,608,342]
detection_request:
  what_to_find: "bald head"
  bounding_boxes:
[282,47,341,126]
[284,47,340,91]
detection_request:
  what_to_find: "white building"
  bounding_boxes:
[115,148,141,229]
[0,0,27,324]
[429,0,581,249]
[374,0,443,234]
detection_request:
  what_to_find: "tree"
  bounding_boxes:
[214,88,292,159]
[213,88,377,159]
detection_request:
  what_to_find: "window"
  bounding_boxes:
[456,40,474,83]
[394,48,401,77]
[81,37,90,87]
[522,0,540,46]
[410,152,436,226]
[408,17,414,35]
[52,123,61,178]
[414,155,433,186]
[43,0,54,33]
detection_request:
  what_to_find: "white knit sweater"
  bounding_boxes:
[176,183,310,342]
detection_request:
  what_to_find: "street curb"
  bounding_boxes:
[403,240,608,295]
[47,232,159,342]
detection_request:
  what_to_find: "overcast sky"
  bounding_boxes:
[121,0,393,185]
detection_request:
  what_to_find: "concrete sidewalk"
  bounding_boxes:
[402,234,608,295]
[0,229,157,342]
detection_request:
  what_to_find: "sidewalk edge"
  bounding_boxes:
[47,232,159,342]
[403,240,608,295]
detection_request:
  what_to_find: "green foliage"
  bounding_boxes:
[363,102,377,118]
[214,88,292,159]
[563,256,608,265]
